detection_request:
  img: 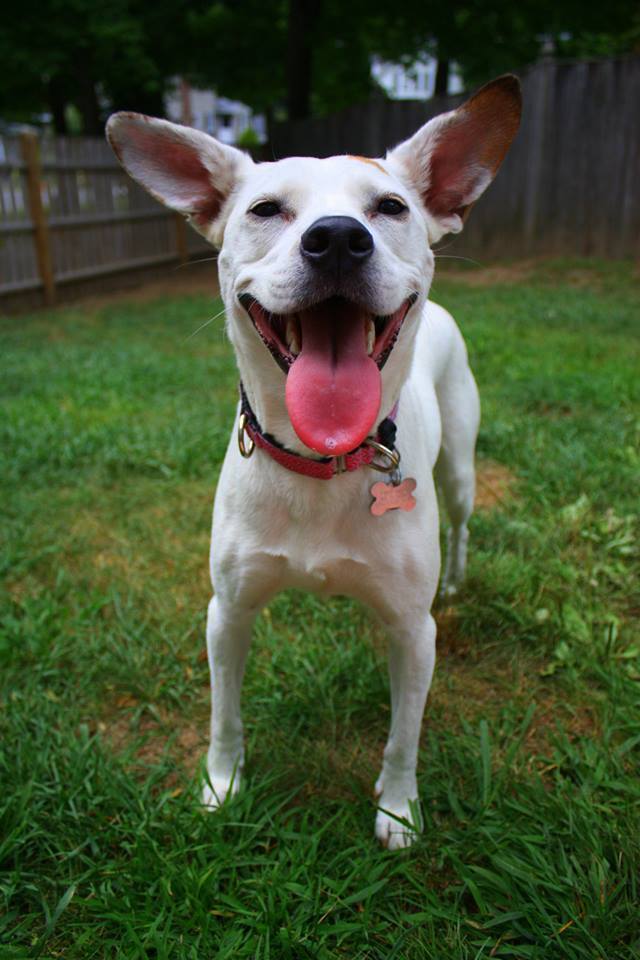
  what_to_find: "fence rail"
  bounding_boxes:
[272,56,640,259]
[2,55,638,310]
[0,132,208,306]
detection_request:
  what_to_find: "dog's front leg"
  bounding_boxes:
[202,594,255,809]
[374,612,437,849]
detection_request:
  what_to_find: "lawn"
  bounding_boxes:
[1,259,639,959]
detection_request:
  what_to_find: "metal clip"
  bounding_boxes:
[389,467,403,487]
[237,413,255,458]
[364,438,401,474]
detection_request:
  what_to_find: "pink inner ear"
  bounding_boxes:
[423,83,520,221]
[116,121,223,226]
[425,119,489,219]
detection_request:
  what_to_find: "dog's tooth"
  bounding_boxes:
[366,318,375,355]
[286,317,301,356]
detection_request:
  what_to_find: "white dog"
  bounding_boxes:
[107,76,520,849]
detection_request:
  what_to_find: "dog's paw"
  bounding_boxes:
[201,771,241,810]
[374,799,422,850]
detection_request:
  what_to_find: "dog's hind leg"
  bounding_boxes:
[434,338,480,598]
[374,610,437,849]
[202,594,257,809]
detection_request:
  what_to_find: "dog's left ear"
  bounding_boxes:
[106,113,253,244]
[386,75,521,241]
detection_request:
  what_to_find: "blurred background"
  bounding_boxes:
[0,0,638,310]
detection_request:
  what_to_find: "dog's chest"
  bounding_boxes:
[245,484,434,604]
[216,447,439,611]
[257,494,373,593]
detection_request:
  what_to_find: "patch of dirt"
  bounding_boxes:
[100,646,602,804]
[102,704,208,787]
[523,693,602,759]
[435,605,474,658]
[435,259,539,286]
[294,735,383,802]
[102,702,383,804]
[77,258,220,312]
[533,402,574,419]
[475,460,518,510]
[430,660,602,775]
[435,257,640,294]
[432,606,602,767]
[64,481,212,602]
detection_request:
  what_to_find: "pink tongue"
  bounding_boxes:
[285,301,381,456]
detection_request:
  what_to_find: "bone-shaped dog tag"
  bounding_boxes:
[370,478,417,516]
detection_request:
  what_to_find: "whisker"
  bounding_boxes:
[434,254,483,267]
[173,255,219,272]
[431,237,459,253]
[184,306,227,342]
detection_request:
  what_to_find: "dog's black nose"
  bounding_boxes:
[300,216,374,271]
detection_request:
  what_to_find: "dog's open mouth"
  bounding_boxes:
[239,293,417,456]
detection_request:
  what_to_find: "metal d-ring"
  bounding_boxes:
[237,412,255,458]
[364,438,401,473]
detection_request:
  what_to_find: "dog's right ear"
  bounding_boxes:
[386,76,521,242]
[106,113,253,244]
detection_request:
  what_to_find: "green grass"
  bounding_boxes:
[1,258,639,959]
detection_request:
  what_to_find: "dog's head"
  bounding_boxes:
[107,77,520,457]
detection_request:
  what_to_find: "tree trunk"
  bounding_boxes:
[74,54,103,135]
[435,58,450,97]
[47,76,69,135]
[77,84,103,135]
[286,0,320,120]
[264,104,275,146]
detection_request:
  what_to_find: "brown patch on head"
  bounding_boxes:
[347,155,386,174]
[475,459,518,510]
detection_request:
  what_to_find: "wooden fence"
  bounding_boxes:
[0,133,209,308]
[272,56,640,259]
[1,55,638,311]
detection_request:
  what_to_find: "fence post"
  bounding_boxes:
[20,132,56,306]
[175,213,189,265]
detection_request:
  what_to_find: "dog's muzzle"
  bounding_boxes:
[239,293,417,457]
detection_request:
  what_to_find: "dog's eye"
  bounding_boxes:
[250,200,282,218]
[377,196,408,216]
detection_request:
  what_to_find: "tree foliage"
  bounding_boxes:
[0,0,637,132]
[0,0,200,133]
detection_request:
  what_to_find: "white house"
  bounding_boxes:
[165,58,462,145]
[164,79,266,144]
[370,56,463,100]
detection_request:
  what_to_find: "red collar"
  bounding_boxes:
[238,383,399,480]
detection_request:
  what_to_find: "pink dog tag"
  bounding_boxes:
[370,478,417,516]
